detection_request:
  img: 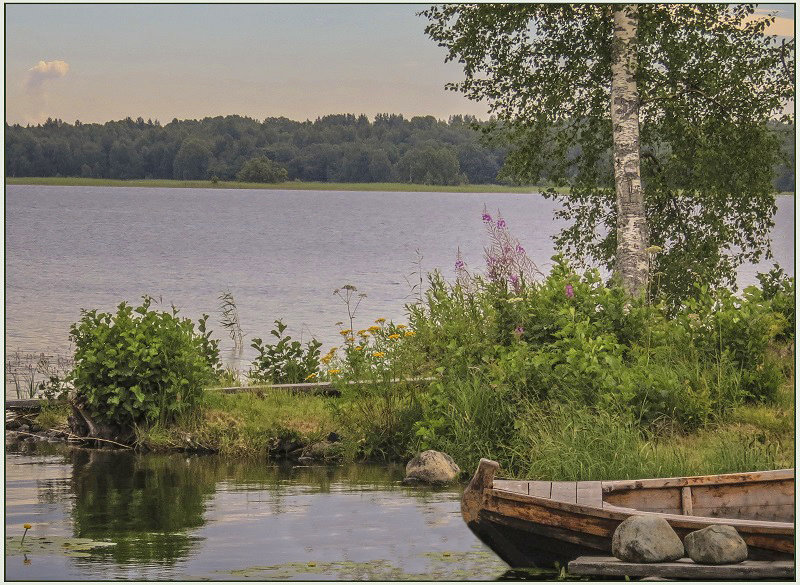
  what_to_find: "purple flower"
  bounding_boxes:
[516,244,525,254]
[565,284,575,298]
[455,259,465,270]
[496,218,507,229]
[482,213,492,223]
[513,325,524,338]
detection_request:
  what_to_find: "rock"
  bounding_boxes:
[18,424,30,433]
[612,516,684,563]
[297,456,313,464]
[684,525,748,565]
[403,450,460,485]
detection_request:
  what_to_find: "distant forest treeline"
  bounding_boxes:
[4,114,795,189]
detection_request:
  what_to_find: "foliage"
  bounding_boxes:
[423,4,795,303]
[4,113,509,186]
[249,320,322,384]
[218,289,244,352]
[756,264,795,341]
[236,156,289,183]
[68,296,220,428]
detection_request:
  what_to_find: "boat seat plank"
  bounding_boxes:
[567,556,794,580]
[576,481,603,508]
[528,481,551,498]
[493,480,529,495]
[551,481,577,504]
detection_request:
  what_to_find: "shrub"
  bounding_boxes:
[249,320,322,384]
[69,296,220,428]
[236,156,288,183]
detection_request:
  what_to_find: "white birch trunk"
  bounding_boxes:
[611,5,648,297]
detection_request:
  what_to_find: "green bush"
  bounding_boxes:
[69,297,220,428]
[249,320,322,384]
[236,156,288,183]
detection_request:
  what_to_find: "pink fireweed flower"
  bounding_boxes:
[496,219,507,229]
[513,325,524,338]
[565,284,575,298]
[482,212,492,223]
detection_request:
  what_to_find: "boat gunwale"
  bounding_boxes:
[600,468,794,492]
[486,487,795,534]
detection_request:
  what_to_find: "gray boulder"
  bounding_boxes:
[612,515,684,563]
[684,525,748,565]
[403,450,460,485]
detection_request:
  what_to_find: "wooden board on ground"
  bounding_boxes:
[567,556,794,580]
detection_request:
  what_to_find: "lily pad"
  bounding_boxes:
[5,535,116,558]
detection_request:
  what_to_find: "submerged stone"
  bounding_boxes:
[403,450,460,485]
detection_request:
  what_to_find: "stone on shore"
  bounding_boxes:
[684,525,748,565]
[612,515,684,563]
[402,450,460,485]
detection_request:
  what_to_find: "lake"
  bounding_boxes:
[4,442,516,580]
[5,185,794,395]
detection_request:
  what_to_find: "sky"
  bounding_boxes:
[4,3,795,126]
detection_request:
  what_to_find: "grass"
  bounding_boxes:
[5,176,563,194]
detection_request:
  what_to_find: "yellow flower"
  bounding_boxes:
[396,324,407,329]
[321,356,332,364]
[339,329,352,336]
[388,334,401,340]
[404,331,416,337]
[328,369,341,375]
[357,329,367,335]
[372,352,385,358]
[305,372,318,381]
[354,346,363,351]
[374,318,386,324]
[23,524,31,530]
[368,325,381,333]
[346,336,355,343]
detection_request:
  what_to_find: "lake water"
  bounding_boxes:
[4,442,515,581]
[5,185,794,394]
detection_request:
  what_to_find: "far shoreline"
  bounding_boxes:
[5,176,558,194]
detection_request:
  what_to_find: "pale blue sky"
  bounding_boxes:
[4,3,795,125]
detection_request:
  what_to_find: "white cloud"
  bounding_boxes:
[25,60,70,91]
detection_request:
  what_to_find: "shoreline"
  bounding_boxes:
[5,176,556,194]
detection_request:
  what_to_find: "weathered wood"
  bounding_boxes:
[528,481,551,498]
[6,399,45,411]
[577,481,603,508]
[567,556,794,580]
[602,469,794,491]
[550,481,577,504]
[680,486,693,515]
[605,486,681,514]
[690,480,794,522]
[494,480,529,495]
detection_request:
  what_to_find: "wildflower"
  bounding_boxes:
[321,355,332,364]
[565,284,575,298]
[455,259,465,270]
[388,334,401,340]
[21,523,31,545]
[374,318,386,324]
[404,331,416,337]
[516,244,525,254]
[496,219,507,229]
[396,324,407,329]
[513,325,525,338]
[346,336,355,343]
[339,329,352,336]
[354,346,363,351]
[372,352,385,358]
[357,329,368,336]
[482,212,492,223]
[368,325,381,333]
[305,372,318,381]
[328,369,341,375]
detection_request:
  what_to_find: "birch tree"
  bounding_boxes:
[423,4,794,303]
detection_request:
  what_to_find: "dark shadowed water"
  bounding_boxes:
[5,185,794,396]
[4,443,515,581]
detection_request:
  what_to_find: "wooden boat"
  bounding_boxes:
[461,459,794,568]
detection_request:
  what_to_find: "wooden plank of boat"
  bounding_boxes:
[567,556,794,580]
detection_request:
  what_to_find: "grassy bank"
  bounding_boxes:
[5,176,557,194]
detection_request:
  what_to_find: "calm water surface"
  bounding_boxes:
[5,443,512,580]
[5,185,794,393]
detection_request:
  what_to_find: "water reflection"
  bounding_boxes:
[69,450,213,565]
[6,444,506,580]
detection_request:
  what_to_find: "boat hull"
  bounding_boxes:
[462,459,794,569]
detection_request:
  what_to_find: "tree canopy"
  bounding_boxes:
[424,4,795,302]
